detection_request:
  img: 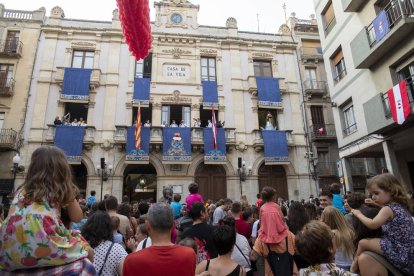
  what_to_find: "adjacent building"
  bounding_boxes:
[312,0,414,192]
[0,5,45,203]
[17,0,333,203]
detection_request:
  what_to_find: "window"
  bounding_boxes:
[396,60,414,105]
[0,112,4,129]
[135,53,152,78]
[322,1,336,35]
[5,31,20,53]
[258,109,277,130]
[200,106,219,127]
[254,60,272,77]
[342,101,357,135]
[132,105,152,125]
[161,105,191,127]
[331,49,347,82]
[0,64,14,88]
[64,103,89,124]
[305,67,318,90]
[72,51,94,69]
[310,106,325,125]
[201,57,216,81]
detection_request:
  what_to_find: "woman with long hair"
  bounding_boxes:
[321,206,355,271]
[287,201,309,235]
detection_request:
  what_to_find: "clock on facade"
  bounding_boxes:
[171,13,183,24]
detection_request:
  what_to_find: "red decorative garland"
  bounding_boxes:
[117,0,152,60]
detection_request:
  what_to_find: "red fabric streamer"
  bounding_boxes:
[117,0,152,60]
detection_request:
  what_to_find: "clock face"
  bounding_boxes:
[171,13,183,24]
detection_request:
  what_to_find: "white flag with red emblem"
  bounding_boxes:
[387,80,410,125]
[212,106,217,150]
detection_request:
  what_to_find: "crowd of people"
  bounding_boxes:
[54,114,87,126]
[0,145,413,276]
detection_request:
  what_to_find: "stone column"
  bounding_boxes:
[382,141,400,178]
[341,158,354,192]
[152,103,162,126]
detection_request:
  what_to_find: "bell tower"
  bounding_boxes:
[154,0,200,29]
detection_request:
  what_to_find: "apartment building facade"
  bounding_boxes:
[312,0,413,192]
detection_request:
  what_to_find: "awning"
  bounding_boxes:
[61,68,92,102]
[204,128,226,164]
[262,130,289,165]
[162,127,192,164]
[256,77,282,108]
[54,126,85,164]
[202,80,218,109]
[133,78,150,107]
[126,126,150,164]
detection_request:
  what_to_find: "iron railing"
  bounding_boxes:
[308,124,336,140]
[300,47,323,59]
[382,73,414,117]
[0,77,15,96]
[0,39,23,56]
[303,80,327,94]
[0,129,17,148]
[367,0,414,47]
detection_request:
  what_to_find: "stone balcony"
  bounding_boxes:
[247,76,287,95]
[55,67,101,88]
[0,77,15,97]
[0,39,23,58]
[45,125,96,149]
[0,128,18,151]
[252,129,294,152]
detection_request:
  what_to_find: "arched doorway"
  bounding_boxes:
[123,164,157,202]
[71,162,88,198]
[195,163,226,201]
[258,164,288,200]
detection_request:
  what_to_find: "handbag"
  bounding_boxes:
[266,237,294,276]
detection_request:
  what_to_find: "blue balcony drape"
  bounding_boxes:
[126,126,150,163]
[61,68,92,101]
[162,127,192,164]
[373,10,390,42]
[262,130,289,165]
[203,128,226,164]
[133,78,150,106]
[256,77,282,108]
[54,126,85,164]
[202,80,219,109]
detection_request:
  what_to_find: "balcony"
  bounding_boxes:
[55,67,101,88]
[300,47,323,63]
[45,125,95,147]
[342,0,368,12]
[316,162,338,176]
[0,39,23,58]
[252,129,294,152]
[350,0,414,69]
[0,77,15,97]
[247,76,287,95]
[303,80,327,97]
[0,129,17,151]
[308,124,337,141]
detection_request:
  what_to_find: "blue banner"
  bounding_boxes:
[126,126,150,163]
[54,126,85,164]
[202,81,219,109]
[373,10,390,42]
[256,77,282,108]
[162,127,192,164]
[133,78,150,106]
[261,130,289,165]
[61,68,92,101]
[203,128,226,164]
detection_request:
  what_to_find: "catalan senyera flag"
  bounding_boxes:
[212,105,217,150]
[135,103,141,149]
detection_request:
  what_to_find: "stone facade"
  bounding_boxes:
[19,0,320,203]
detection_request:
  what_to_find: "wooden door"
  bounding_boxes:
[195,163,226,201]
[258,165,288,200]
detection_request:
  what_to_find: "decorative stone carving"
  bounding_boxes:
[278,24,291,35]
[191,104,200,110]
[252,52,273,58]
[101,140,113,151]
[50,6,65,18]
[236,142,247,152]
[162,47,191,59]
[226,17,238,28]
[112,9,119,20]
[71,41,96,50]
[200,49,217,55]
[162,90,192,104]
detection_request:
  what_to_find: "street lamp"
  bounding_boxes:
[95,158,113,200]
[11,153,24,186]
[237,158,252,196]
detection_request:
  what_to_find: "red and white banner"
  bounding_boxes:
[387,80,411,125]
[212,106,217,150]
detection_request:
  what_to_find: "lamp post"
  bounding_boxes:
[237,158,252,197]
[96,158,113,200]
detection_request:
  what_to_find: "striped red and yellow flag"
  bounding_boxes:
[135,103,141,149]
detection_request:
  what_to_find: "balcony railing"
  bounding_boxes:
[308,124,336,141]
[316,162,338,176]
[0,39,23,57]
[45,125,95,144]
[300,47,323,61]
[252,129,294,152]
[303,80,327,96]
[0,129,18,150]
[0,77,15,96]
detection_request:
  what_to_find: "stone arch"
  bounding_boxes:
[187,153,236,177]
[251,157,296,176]
[114,153,166,177]
[81,153,95,176]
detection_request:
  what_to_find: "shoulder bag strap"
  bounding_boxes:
[235,243,251,268]
[142,237,148,249]
[98,242,115,276]
[205,259,210,271]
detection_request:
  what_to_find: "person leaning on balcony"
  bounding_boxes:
[54,116,62,125]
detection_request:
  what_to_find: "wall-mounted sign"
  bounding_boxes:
[163,64,190,80]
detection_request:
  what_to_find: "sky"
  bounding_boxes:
[2,0,316,33]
